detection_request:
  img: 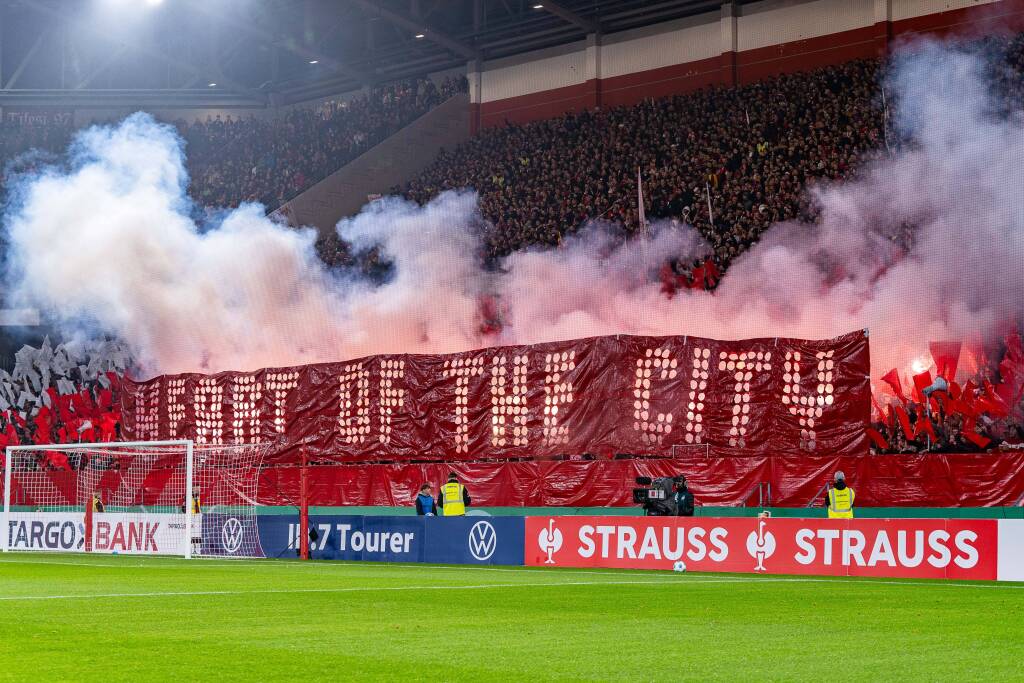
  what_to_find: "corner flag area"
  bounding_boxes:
[1,555,1022,682]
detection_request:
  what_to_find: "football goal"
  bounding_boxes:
[2,440,266,558]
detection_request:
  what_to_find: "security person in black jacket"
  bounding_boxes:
[674,476,695,516]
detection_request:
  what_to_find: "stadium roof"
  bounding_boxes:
[0,0,737,109]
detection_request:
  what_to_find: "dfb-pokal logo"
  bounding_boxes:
[745,519,776,572]
[222,518,244,554]
[537,519,563,564]
[468,521,497,561]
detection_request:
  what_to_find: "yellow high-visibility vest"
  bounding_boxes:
[828,486,855,519]
[191,497,201,514]
[441,482,465,516]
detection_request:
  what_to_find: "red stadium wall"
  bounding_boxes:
[8,453,1022,509]
[477,0,1024,130]
[258,453,1024,509]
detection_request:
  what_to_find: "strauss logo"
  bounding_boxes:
[745,518,776,571]
[537,519,563,564]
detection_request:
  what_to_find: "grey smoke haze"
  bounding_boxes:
[2,40,1022,389]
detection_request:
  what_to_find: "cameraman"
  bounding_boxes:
[674,476,694,517]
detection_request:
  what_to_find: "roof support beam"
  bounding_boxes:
[3,29,50,90]
[184,0,374,88]
[347,0,479,60]
[19,0,265,102]
[538,2,600,34]
[75,45,131,89]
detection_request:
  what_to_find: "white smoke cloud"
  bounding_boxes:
[2,40,1022,387]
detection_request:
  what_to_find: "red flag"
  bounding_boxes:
[959,333,987,378]
[912,371,933,403]
[894,404,914,439]
[689,264,706,290]
[881,369,907,402]
[57,395,74,424]
[981,380,1010,417]
[866,427,889,450]
[659,263,677,300]
[871,393,885,420]
[949,381,962,400]
[703,257,721,282]
[995,333,1024,408]
[45,450,69,471]
[913,411,937,442]
[962,416,991,449]
[928,341,961,381]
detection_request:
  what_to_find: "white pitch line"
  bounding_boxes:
[1,556,1021,590]
[0,578,751,602]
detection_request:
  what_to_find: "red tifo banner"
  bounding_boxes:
[122,331,870,462]
[526,516,1024,581]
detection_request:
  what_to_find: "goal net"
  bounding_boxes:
[2,441,266,558]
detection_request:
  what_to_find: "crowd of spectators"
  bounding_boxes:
[181,75,466,210]
[0,75,467,213]
[400,59,885,264]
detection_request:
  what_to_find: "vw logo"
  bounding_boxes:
[222,517,244,554]
[468,521,497,561]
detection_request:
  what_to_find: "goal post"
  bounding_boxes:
[2,440,266,558]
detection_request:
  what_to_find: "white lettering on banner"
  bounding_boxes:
[577,523,729,562]
[379,359,406,445]
[791,528,979,569]
[718,350,771,448]
[955,531,979,569]
[134,383,160,440]
[167,378,186,436]
[783,350,835,451]
[542,351,575,447]
[231,375,262,444]
[338,365,371,444]
[7,513,85,551]
[633,347,678,446]
[335,523,415,554]
[491,355,529,448]
[7,512,186,555]
[266,371,299,434]
[443,357,485,454]
[684,348,710,444]
[194,378,224,445]
[529,518,1001,580]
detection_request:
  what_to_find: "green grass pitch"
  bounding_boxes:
[1,554,1022,682]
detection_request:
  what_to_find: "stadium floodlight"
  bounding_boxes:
[208,82,217,87]
[533,4,544,8]
[414,32,425,39]
[2,441,267,559]
[309,60,319,64]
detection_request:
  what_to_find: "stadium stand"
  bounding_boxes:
[1,31,1022,456]
[0,75,467,213]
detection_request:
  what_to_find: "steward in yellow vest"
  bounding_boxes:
[440,474,470,516]
[826,471,855,519]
